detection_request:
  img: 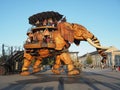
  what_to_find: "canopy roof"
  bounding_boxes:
[28,11,63,26]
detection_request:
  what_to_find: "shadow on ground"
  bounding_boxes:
[1,71,120,90]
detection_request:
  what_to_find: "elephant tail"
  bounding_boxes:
[91,35,107,63]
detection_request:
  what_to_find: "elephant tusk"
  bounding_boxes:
[87,38,109,50]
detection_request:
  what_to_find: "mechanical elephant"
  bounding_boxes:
[20,11,108,76]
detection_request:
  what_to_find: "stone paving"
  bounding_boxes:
[0,68,120,90]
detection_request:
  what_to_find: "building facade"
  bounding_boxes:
[79,46,120,67]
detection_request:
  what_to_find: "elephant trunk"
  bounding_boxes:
[87,35,108,63]
[87,38,109,49]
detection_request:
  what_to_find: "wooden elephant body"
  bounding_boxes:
[20,11,108,76]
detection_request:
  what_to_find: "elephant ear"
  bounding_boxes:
[57,22,74,43]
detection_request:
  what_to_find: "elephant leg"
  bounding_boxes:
[60,52,80,75]
[20,58,31,76]
[33,58,42,73]
[20,52,32,76]
[52,55,61,74]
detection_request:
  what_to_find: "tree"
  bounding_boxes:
[0,55,8,64]
[86,54,93,65]
[41,56,55,65]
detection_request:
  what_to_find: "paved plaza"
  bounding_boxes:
[0,68,120,90]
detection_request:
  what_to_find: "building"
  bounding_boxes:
[69,52,79,62]
[106,46,120,67]
[79,46,120,67]
[79,51,101,67]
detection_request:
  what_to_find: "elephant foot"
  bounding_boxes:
[20,71,30,76]
[33,68,41,73]
[68,69,80,75]
[52,69,60,75]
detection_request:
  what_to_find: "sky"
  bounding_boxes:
[0,0,120,56]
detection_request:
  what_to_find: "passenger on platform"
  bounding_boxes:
[26,30,33,43]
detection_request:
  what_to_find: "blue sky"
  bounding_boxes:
[0,0,120,56]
